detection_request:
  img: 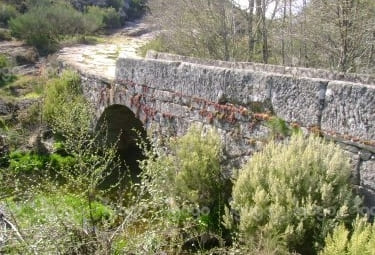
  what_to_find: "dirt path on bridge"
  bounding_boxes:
[57,20,156,81]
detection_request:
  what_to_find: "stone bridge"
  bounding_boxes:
[59,49,375,209]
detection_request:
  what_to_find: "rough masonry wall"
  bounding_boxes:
[147,51,375,85]
[113,54,375,210]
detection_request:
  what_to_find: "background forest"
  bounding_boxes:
[145,0,375,74]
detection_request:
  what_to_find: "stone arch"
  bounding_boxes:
[96,104,146,178]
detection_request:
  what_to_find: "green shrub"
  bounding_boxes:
[0,28,12,40]
[266,116,292,138]
[174,126,230,231]
[5,191,113,252]
[0,74,45,99]
[138,36,170,57]
[52,141,65,153]
[9,151,48,173]
[0,4,18,26]
[128,0,147,19]
[102,7,121,29]
[108,0,124,11]
[7,192,111,225]
[49,153,76,171]
[84,6,121,30]
[83,6,106,33]
[173,127,225,204]
[8,1,124,53]
[42,70,85,125]
[139,125,229,234]
[0,54,15,86]
[17,103,41,129]
[320,216,375,255]
[122,126,228,252]
[9,2,86,54]
[229,135,362,254]
[0,54,9,84]
[0,116,7,130]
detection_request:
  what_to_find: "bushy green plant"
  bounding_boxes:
[14,75,45,95]
[139,36,170,57]
[0,28,11,40]
[83,6,106,33]
[108,0,124,11]
[229,134,362,254]
[171,126,230,231]
[266,116,292,138]
[42,70,87,126]
[102,7,121,29]
[49,153,76,170]
[128,0,148,19]
[111,127,223,253]
[4,191,113,253]
[17,103,41,129]
[8,192,112,225]
[1,69,125,253]
[132,125,230,252]
[172,126,223,205]
[0,116,7,130]
[0,54,9,84]
[320,216,375,255]
[9,2,86,54]
[9,151,48,173]
[0,4,18,26]
[9,149,77,174]
[85,6,121,30]
[0,54,15,86]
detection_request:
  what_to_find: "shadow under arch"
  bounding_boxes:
[96,104,147,182]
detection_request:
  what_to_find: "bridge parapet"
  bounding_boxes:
[112,52,375,209]
[146,50,375,85]
[117,53,375,146]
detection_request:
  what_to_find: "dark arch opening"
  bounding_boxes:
[96,105,147,186]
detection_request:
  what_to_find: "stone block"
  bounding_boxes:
[360,159,375,191]
[270,76,327,127]
[321,81,375,141]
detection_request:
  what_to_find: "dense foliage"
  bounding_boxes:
[42,70,85,125]
[148,0,375,73]
[85,6,121,30]
[7,0,129,54]
[320,217,375,255]
[145,126,230,232]
[9,2,90,54]
[228,135,361,254]
[0,3,18,26]
[0,54,15,86]
[0,70,124,253]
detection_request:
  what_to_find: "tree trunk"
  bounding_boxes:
[220,3,230,61]
[368,31,375,69]
[255,0,262,52]
[338,0,353,72]
[282,0,287,65]
[247,0,255,61]
[289,0,293,65]
[261,0,268,63]
[302,0,308,66]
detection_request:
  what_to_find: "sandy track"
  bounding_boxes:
[57,20,155,81]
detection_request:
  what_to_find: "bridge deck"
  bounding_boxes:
[57,21,154,81]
